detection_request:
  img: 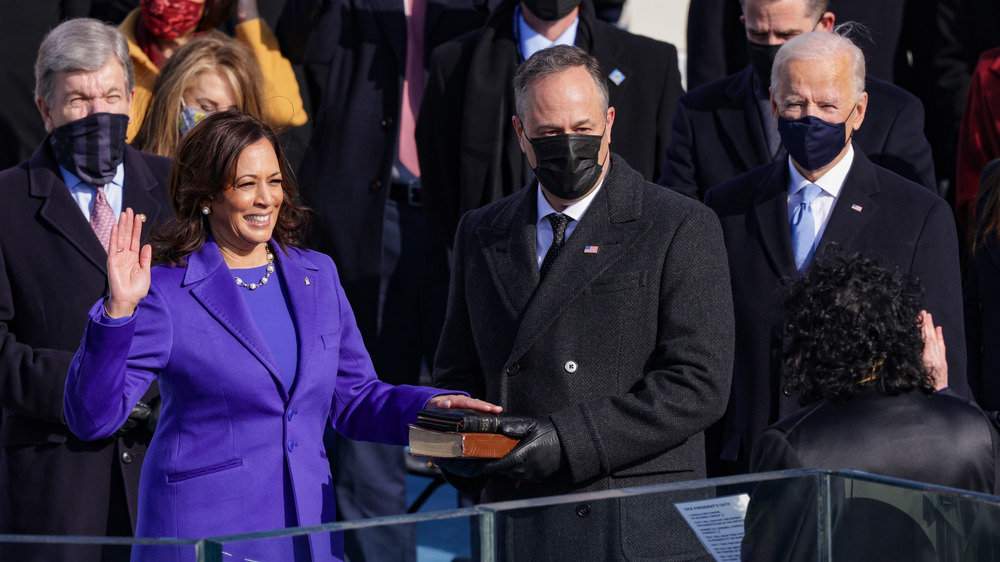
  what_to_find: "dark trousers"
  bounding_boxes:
[330,200,449,561]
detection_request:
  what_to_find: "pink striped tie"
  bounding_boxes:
[398,0,426,176]
[90,185,115,253]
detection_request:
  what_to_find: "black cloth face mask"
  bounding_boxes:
[49,112,129,186]
[526,129,607,200]
[521,0,583,20]
[746,40,782,93]
[777,107,855,171]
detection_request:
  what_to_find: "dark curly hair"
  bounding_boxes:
[150,110,309,265]
[781,248,936,405]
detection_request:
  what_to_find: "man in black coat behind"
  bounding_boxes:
[0,18,171,562]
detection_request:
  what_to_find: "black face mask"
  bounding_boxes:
[521,0,582,21]
[49,112,129,186]
[746,40,781,93]
[526,130,607,200]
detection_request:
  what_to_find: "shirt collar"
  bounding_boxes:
[517,8,579,62]
[787,144,854,199]
[536,175,605,224]
[59,162,125,190]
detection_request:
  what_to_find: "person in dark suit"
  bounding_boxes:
[0,18,172,562]
[704,30,966,476]
[744,251,1000,561]
[964,159,1000,411]
[662,0,936,201]
[274,2,489,560]
[433,45,735,559]
[417,0,684,246]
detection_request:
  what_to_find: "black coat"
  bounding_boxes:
[275,0,489,338]
[660,67,936,201]
[704,150,966,473]
[434,154,734,559]
[417,0,684,246]
[745,389,1000,561]
[0,142,171,560]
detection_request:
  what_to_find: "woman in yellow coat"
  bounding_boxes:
[120,0,306,140]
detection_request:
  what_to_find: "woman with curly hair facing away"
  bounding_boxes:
[750,249,1000,492]
[742,251,1000,562]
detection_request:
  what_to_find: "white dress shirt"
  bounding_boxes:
[517,7,579,61]
[535,177,604,268]
[786,145,854,247]
[60,163,125,221]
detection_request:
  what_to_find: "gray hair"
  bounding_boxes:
[739,0,829,20]
[513,45,609,121]
[35,18,135,105]
[771,25,866,100]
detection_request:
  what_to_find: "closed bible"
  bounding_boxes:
[407,425,519,459]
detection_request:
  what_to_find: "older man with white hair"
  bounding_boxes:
[0,18,171,562]
[703,29,965,476]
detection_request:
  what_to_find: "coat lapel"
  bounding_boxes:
[121,145,165,236]
[184,238,286,397]
[508,157,638,361]
[29,139,109,275]
[273,246,321,398]
[751,161,798,281]
[478,186,538,320]
[815,151,879,252]
[718,68,772,173]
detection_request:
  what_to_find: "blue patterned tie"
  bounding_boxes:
[790,183,822,273]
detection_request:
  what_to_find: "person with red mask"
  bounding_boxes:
[120,0,306,141]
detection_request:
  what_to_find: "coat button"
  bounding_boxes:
[287,439,296,452]
[505,363,520,376]
[564,360,578,373]
[287,408,296,421]
[369,180,381,192]
[121,451,133,464]
[575,504,591,518]
[380,117,394,129]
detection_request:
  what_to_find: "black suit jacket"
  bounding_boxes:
[744,389,1000,561]
[417,0,684,246]
[275,0,488,339]
[0,142,170,557]
[434,153,734,559]
[661,67,936,201]
[704,150,966,472]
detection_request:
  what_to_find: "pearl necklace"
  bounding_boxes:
[234,246,275,290]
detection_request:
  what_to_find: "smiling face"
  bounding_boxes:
[37,57,134,133]
[208,137,284,266]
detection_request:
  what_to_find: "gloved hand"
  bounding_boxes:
[483,418,562,483]
[146,396,162,433]
[111,400,152,438]
[435,458,486,479]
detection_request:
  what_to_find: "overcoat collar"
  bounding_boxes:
[477,154,642,360]
[751,149,880,283]
[182,237,321,399]
[720,67,775,173]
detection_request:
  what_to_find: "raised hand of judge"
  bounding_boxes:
[105,208,153,319]
[483,418,563,483]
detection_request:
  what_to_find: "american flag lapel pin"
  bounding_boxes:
[584,245,599,254]
[851,204,863,212]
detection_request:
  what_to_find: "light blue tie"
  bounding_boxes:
[790,183,822,273]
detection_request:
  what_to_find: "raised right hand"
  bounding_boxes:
[105,208,152,318]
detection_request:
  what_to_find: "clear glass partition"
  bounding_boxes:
[3,469,999,561]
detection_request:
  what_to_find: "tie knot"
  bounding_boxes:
[800,183,822,204]
[548,213,570,239]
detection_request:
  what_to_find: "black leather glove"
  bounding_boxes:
[483,418,562,483]
[434,459,489,495]
[145,396,162,433]
[111,400,151,438]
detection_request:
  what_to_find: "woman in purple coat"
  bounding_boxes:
[63,111,498,562]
